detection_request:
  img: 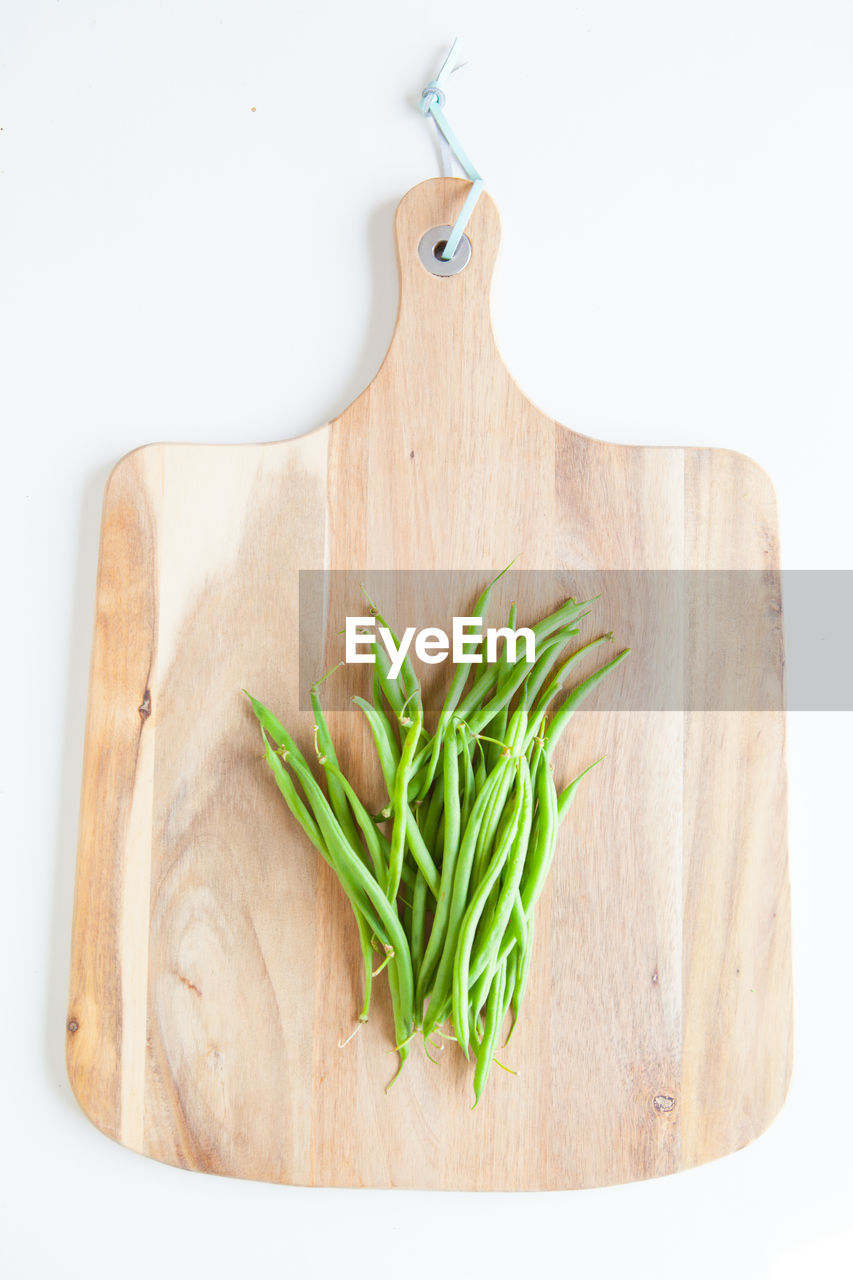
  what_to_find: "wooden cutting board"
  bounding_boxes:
[67,177,791,1190]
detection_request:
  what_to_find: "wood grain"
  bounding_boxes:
[67,177,791,1188]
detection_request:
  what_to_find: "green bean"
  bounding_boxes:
[265,731,414,1046]
[368,825,419,902]
[469,766,516,895]
[370,633,406,724]
[421,758,512,1037]
[246,692,314,772]
[311,682,364,856]
[500,947,518,1042]
[353,911,375,1022]
[415,723,462,1010]
[519,751,559,915]
[466,649,544,738]
[415,790,428,835]
[544,648,631,763]
[485,703,509,772]
[420,771,445,853]
[410,870,428,991]
[483,602,516,771]
[469,748,514,886]
[399,879,413,943]
[472,959,507,1107]
[473,739,487,792]
[251,579,629,1102]
[530,595,597,644]
[404,811,441,898]
[361,590,422,710]
[453,663,504,728]
[423,994,452,1036]
[524,634,617,752]
[470,926,517,1026]
[470,886,527,993]
[468,758,533,995]
[557,755,605,821]
[260,734,326,858]
[384,950,411,1085]
[453,596,592,724]
[499,602,518,656]
[452,761,525,1057]
[261,733,388,957]
[265,737,391,1042]
[272,761,386,940]
[459,729,475,829]
[319,758,388,884]
[507,909,534,1043]
[450,632,532,732]
[352,695,399,797]
[467,703,527,886]
[434,810,445,859]
[519,624,584,713]
[405,625,548,803]
[415,565,511,798]
[387,702,424,902]
[469,966,489,1033]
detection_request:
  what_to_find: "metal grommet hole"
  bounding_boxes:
[418,225,472,277]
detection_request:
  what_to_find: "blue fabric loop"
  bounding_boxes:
[420,83,446,112]
[419,40,483,261]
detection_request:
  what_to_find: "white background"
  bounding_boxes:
[2,2,852,1276]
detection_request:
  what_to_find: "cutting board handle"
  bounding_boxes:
[366,177,513,406]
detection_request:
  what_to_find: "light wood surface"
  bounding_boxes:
[67,177,791,1189]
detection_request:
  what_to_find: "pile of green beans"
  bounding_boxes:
[247,573,629,1105]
